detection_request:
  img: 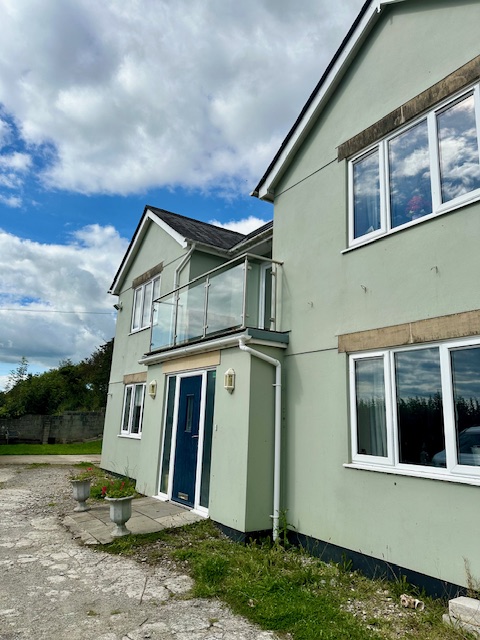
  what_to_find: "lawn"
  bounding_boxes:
[0,440,102,455]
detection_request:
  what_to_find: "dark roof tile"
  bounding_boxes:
[147,206,245,250]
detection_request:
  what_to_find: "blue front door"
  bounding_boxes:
[172,375,202,507]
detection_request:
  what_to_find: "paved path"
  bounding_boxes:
[64,497,203,544]
[0,454,102,465]
[0,464,277,640]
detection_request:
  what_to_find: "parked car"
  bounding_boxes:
[432,426,480,467]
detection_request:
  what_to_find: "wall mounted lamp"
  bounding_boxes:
[224,368,235,393]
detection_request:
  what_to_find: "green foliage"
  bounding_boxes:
[0,340,113,418]
[99,520,467,640]
[100,475,136,498]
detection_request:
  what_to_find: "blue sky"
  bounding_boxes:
[0,0,363,390]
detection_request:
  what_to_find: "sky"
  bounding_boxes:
[0,0,364,390]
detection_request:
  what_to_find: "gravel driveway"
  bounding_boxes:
[0,464,277,640]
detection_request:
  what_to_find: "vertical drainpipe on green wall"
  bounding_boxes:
[238,337,282,542]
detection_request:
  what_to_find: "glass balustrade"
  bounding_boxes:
[150,255,279,352]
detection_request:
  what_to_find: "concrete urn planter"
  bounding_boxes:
[71,479,91,512]
[105,495,134,537]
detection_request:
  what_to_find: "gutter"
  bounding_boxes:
[238,337,282,542]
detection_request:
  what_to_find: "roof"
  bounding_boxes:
[253,0,407,201]
[109,206,273,295]
[148,206,244,250]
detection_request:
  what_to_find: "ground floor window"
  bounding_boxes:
[350,338,480,480]
[121,383,145,437]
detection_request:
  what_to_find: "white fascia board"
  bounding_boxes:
[109,209,188,295]
[257,1,407,200]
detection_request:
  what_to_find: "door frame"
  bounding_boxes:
[158,369,210,516]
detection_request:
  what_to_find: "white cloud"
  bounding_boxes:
[0,194,21,207]
[0,0,363,197]
[0,225,129,381]
[209,216,269,235]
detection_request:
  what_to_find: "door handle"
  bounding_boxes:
[192,435,199,439]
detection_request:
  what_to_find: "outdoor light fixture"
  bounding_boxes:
[113,301,123,311]
[224,368,235,393]
[148,380,157,398]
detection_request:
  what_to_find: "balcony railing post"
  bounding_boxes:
[241,256,249,328]
[203,277,210,338]
[271,263,277,331]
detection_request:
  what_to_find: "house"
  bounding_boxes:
[101,205,287,538]
[102,0,480,595]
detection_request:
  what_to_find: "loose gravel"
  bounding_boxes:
[0,464,277,640]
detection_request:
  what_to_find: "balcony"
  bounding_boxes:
[150,254,281,352]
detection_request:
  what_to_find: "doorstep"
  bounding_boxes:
[63,496,202,545]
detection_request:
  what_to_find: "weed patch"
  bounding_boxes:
[99,520,470,640]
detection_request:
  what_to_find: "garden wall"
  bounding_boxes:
[0,410,105,444]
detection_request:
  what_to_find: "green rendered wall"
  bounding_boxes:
[102,219,190,478]
[271,1,480,587]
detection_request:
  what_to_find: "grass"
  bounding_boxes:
[0,440,102,456]
[99,520,473,640]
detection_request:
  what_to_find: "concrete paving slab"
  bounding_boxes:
[64,495,203,545]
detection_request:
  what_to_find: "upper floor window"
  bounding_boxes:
[121,383,145,437]
[349,85,480,247]
[131,276,160,332]
[349,338,480,483]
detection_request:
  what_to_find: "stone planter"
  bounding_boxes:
[71,479,91,512]
[105,495,134,537]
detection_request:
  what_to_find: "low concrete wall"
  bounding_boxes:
[0,410,105,444]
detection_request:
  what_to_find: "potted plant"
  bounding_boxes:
[101,476,137,537]
[70,467,95,512]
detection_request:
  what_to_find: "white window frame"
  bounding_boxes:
[348,337,480,484]
[120,382,145,438]
[348,83,480,248]
[131,276,161,333]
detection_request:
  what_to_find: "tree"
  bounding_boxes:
[0,340,114,418]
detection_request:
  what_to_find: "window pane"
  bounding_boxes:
[142,281,153,328]
[438,94,480,203]
[353,149,381,239]
[131,384,144,434]
[355,357,387,457]
[389,120,432,227]
[395,348,445,466]
[160,377,176,494]
[200,370,215,508]
[451,347,480,467]
[152,277,161,302]
[132,288,142,331]
[122,386,133,432]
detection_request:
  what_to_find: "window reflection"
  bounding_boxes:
[438,94,480,203]
[395,348,445,467]
[353,150,380,238]
[451,347,480,466]
[355,357,387,457]
[389,120,432,227]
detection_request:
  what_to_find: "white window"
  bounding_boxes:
[349,338,480,482]
[121,383,145,437]
[349,84,480,247]
[131,276,161,332]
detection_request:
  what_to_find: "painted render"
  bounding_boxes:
[102,0,480,593]
[268,0,480,589]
